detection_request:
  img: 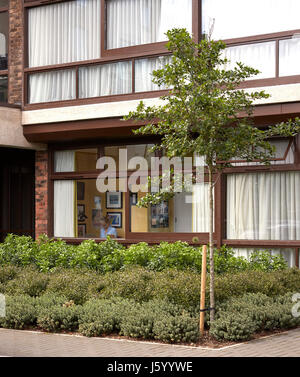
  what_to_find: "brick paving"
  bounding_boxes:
[0,328,299,357]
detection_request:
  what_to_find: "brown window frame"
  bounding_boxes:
[49,139,214,244]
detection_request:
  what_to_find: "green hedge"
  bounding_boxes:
[0,292,299,343]
[0,265,299,313]
[0,234,288,274]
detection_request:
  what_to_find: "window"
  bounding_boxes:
[135,55,171,92]
[0,75,7,103]
[227,171,300,241]
[202,0,300,40]
[52,144,211,239]
[0,11,8,71]
[130,186,211,233]
[78,61,132,98]
[28,0,101,67]
[224,42,276,80]
[279,38,300,77]
[29,69,76,104]
[106,0,192,49]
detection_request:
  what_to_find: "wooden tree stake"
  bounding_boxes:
[199,244,207,337]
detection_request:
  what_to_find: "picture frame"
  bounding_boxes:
[107,212,122,228]
[106,191,122,209]
[77,182,85,201]
[77,204,87,222]
[150,201,169,228]
[130,192,138,205]
[78,224,86,237]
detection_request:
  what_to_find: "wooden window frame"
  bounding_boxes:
[48,139,214,244]
[47,136,300,269]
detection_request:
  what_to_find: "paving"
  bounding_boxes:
[0,328,299,357]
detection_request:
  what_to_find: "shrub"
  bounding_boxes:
[0,295,37,329]
[45,269,98,305]
[37,305,81,332]
[249,250,288,271]
[153,315,199,343]
[0,234,38,266]
[79,297,133,336]
[0,265,20,285]
[4,267,49,297]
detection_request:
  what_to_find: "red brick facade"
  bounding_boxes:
[35,151,48,238]
[8,0,23,105]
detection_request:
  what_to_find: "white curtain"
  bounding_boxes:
[233,248,297,268]
[29,69,76,104]
[79,61,132,98]
[202,0,300,40]
[28,0,101,67]
[135,55,171,92]
[227,172,300,240]
[279,38,300,77]
[224,42,276,80]
[54,151,76,238]
[107,0,192,49]
[192,183,211,232]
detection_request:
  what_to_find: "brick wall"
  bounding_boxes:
[35,151,48,238]
[8,0,23,105]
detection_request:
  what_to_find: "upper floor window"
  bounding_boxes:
[202,0,300,40]
[106,0,193,49]
[0,10,8,71]
[28,0,101,67]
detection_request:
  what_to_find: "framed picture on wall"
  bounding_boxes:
[78,224,86,237]
[107,212,122,228]
[77,182,85,201]
[106,192,122,209]
[150,201,169,228]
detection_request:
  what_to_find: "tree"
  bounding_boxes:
[124,29,300,322]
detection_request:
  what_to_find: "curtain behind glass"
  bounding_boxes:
[29,70,76,104]
[279,38,300,77]
[202,0,300,40]
[192,183,211,232]
[135,56,171,92]
[28,0,101,67]
[54,151,76,238]
[224,42,276,80]
[79,61,132,98]
[107,0,192,49]
[227,172,300,240]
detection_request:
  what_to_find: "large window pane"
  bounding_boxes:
[0,12,8,70]
[227,172,300,240]
[54,149,99,173]
[202,0,300,40]
[79,61,132,98]
[0,75,7,102]
[224,42,276,80]
[54,177,125,239]
[135,55,171,92]
[130,185,211,233]
[279,38,300,77]
[29,69,76,104]
[28,0,101,67]
[107,0,192,49]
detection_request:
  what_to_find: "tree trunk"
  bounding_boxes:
[208,166,215,322]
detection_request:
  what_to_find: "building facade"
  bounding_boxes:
[0,0,299,267]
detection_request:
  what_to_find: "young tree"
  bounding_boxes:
[124,29,300,322]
